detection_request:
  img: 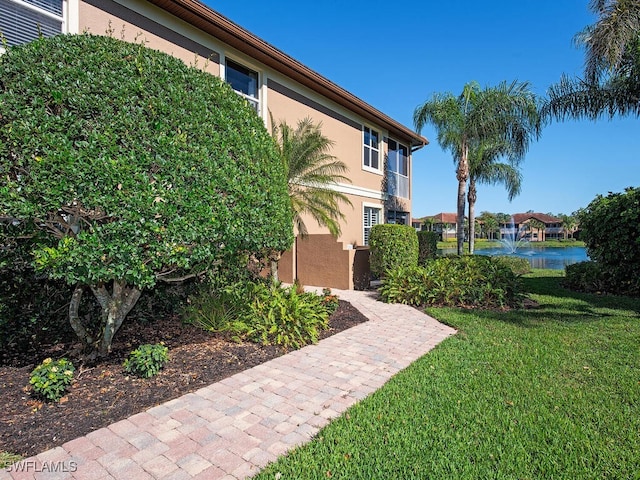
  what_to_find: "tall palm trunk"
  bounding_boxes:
[456,144,469,255]
[468,176,477,254]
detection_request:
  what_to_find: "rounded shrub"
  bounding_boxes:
[578,187,640,296]
[369,224,418,276]
[0,34,293,355]
[563,261,609,293]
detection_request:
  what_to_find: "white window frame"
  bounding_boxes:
[363,203,382,246]
[0,0,67,51]
[386,138,410,199]
[362,126,381,174]
[224,57,261,115]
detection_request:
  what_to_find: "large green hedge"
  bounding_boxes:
[575,187,640,296]
[0,34,293,355]
[369,224,418,276]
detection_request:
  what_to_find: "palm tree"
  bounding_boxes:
[270,115,352,281]
[560,213,578,239]
[543,0,640,121]
[529,218,547,242]
[479,212,499,240]
[467,140,522,253]
[414,81,540,255]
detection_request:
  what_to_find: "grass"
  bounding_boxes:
[255,270,640,479]
[0,452,23,469]
[438,239,585,250]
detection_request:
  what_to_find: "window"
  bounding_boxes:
[363,126,379,170]
[386,138,409,198]
[363,206,381,246]
[225,58,259,113]
[0,0,64,47]
[386,210,409,225]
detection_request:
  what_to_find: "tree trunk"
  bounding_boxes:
[90,280,141,357]
[456,147,469,256]
[68,284,94,348]
[268,250,282,286]
[468,177,477,254]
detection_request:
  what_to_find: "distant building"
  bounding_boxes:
[413,213,460,241]
[499,213,563,242]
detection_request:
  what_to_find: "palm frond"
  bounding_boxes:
[271,115,353,237]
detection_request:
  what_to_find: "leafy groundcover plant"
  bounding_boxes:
[185,282,331,349]
[380,255,524,309]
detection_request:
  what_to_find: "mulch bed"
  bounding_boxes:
[0,300,368,457]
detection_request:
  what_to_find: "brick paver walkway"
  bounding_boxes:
[2,288,456,480]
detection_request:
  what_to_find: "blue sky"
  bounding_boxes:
[207,0,639,218]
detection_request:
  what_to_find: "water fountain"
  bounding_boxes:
[499,217,530,254]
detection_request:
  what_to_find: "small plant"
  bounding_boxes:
[123,343,169,378]
[293,278,305,295]
[321,288,340,315]
[0,451,23,470]
[29,358,75,402]
[183,281,250,334]
[236,283,330,349]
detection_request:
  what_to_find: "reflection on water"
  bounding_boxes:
[437,246,589,270]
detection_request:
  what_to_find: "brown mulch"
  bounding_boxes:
[0,300,368,458]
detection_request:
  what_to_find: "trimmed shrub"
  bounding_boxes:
[578,187,640,296]
[379,255,524,309]
[0,34,293,355]
[123,344,169,378]
[417,231,439,264]
[369,224,418,276]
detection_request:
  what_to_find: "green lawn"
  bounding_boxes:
[438,239,585,250]
[255,270,640,479]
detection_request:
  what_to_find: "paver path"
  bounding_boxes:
[2,288,456,480]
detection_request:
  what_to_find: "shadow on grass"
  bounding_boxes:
[427,273,640,330]
[522,274,640,313]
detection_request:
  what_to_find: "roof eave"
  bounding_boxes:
[147,0,428,149]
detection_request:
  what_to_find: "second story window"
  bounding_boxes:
[386,138,409,198]
[363,126,379,171]
[225,58,259,113]
[0,0,64,48]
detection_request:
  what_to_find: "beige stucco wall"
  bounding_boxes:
[79,0,219,76]
[267,82,413,246]
[75,0,416,285]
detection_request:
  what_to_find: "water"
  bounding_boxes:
[438,246,589,270]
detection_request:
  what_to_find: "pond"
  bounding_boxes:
[438,246,589,270]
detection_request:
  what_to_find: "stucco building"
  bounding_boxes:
[1,0,427,289]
